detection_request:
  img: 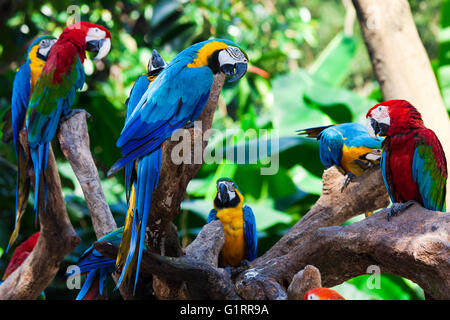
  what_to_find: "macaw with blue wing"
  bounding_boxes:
[207,178,257,267]
[6,35,56,251]
[297,123,383,191]
[117,50,167,282]
[366,100,447,220]
[67,228,123,300]
[107,39,248,290]
[26,22,111,221]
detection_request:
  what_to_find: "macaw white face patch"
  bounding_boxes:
[217,181,237,201]
[86,27,107,42]
[37,38,57,58]
[218,46,247,66]
[369,105,390,126]
[366,149,382,161]
[306,293,319,300]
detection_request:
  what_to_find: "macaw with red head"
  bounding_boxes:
[305,287,345,300]
[26,22,111,219]
[366,99,447,219]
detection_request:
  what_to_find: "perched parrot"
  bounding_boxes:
[206,178,257,267]
[366,99,447,219]
[117,50,167,282]
[1,232,45,299]
[6,35,57,251]
[297,123,383,191]
[123,49,167,204]
[304,287,345,300]
[68,227,123,300]
[108,39,248,290]
[26,22,111,220]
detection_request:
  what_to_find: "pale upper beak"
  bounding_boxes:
[86,38,111,60]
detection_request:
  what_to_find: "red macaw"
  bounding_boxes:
[366,99,447,219]
[2,232,40,280]
[305,287,345,300]
[26,22,111,220]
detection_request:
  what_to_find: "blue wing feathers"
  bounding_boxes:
[206,209,218,223]
[243,205,257,262]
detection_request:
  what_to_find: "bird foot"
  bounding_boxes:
[61,109,92,122]
[353,159,373,169]
[386,200,417,221]
[341,172,356,192]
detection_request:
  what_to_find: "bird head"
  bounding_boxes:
[147,49,167,75]
[366,99,424,138]
[28,35,57,62]
[304,287,345,300]
[213,177,243,209]
[187,39,248,83]
[59,22,111,60]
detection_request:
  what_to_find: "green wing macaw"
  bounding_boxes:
[26,22,111,220]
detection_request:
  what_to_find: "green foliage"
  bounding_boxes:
[0,0,441,300]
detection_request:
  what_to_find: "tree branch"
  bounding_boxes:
[58,112,117,239]
[234,167,449,300]
[0,142,80,299]
[57,112,138,300]
[351,0,450,205]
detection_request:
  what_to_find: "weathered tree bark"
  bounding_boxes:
[57,112,136,300]
[237,203,450,300]
[58,112,117,239]
[352,0,450,204]
[0,143,80,299]
[95,220,240,300]
[287,265,322,300]
[260,165,389,261]
[98,166,449,300]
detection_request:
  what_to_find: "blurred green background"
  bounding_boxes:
[0,0,446,300]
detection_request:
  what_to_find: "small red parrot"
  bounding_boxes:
[2,232,40,280]
[366,100,447,219]
[304,287,345,300]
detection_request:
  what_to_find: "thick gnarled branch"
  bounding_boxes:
[0,144,80,299]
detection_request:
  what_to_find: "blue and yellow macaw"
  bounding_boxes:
[207,178,257,267]
[7,35,57,251]
[117,50,167,283]
[297,123,383,189]
[107,39,248,290]
[67,227,123,300]
[26,22,111,221]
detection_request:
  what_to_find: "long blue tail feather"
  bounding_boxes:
[30,143,49,223]
[115,146,162,292]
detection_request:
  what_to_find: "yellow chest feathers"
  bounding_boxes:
[340,145,373,176]
[216,206,246,267]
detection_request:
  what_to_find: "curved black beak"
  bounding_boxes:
[228,62,248,83]
[151,49,166,70]
[218,183,229,203]
[86,39,104,53]
[370,118,389,137]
